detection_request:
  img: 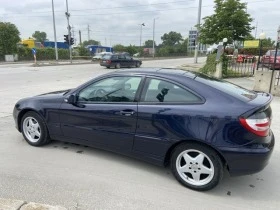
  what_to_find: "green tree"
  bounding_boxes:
[199,0,254,44]
[125,45,138,55]
[113,44,126,52]
[32,31,47,43]
[83,40,100,46]
[0,22,21,56]
[144,40,156,48]
[262,38,275,47]
[161,31,183,46]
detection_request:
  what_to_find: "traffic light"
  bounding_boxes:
[70,37,74,45]
[64,35,69,44]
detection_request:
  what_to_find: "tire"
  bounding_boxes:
[21,111,50,147]
[170,143,223,191]
[106,66,110,69]
[136,62,141,68]
[115,63,121,69]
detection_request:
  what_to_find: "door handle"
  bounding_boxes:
[120,110,135,116]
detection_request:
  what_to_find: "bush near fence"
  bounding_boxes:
[17,47,70,61]
[224,47,273,56]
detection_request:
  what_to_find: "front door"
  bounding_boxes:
[59,76,143,151]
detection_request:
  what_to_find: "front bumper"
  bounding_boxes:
[219,133,275,176]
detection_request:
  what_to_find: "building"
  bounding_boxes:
[188,29,207,53]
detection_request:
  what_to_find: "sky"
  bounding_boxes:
[0,0,279,46]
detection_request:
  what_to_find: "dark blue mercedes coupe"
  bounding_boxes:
[13,68,274,191]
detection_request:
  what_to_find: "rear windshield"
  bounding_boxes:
[195,74,257,101]
[102,55,111,59]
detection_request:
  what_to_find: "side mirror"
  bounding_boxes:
[64,94,77,104]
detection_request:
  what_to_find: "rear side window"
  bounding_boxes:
[103,55,111,59]
[195,74,256,101]
[143,78,202,103]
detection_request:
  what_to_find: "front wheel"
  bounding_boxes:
[171,143,223,191]
[21,111,50,146]
[136,62,141,68]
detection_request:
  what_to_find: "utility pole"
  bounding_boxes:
[72,25,75,45]
[65,0,72,63]
[87,24,90,40]
[79,30,82,45]
[194,0,202,63]
[51,0,58,61]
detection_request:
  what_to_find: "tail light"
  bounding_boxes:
[239,117,271,137]
[106,60,111,64]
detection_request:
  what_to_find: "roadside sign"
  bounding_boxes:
[32,48,37,55]
[244,40,259,48]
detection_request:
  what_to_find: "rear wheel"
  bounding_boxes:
[171,143,223,191]
[21,111,50,146]
[115,63,121,69]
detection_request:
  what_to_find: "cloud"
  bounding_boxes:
[0,0,278,45]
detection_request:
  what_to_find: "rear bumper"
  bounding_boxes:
[100,63,110,67]
[219,133,275,176]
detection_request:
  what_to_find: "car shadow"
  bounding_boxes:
[45,140,276,202]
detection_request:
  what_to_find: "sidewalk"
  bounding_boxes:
[0,198,66,210]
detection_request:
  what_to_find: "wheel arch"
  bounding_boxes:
[164,140,227,168]
[17,108,45,132]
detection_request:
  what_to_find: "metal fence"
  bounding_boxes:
[223,55,256,77]
[257,60,280,86]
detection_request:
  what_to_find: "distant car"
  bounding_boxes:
[92,52,113,61]
[262,50,280,69]
[13,69,274,191]
[133,53,140,57]
[100,53,142,69]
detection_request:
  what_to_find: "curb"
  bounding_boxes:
[0,198,67,210]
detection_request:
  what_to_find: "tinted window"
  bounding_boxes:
[118,55,125,59]
[78,76,141,103]
[103,55,111,59]
[143,78,201,103]
[195,74,256,101]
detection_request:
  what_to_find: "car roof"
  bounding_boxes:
[113,68,198,79]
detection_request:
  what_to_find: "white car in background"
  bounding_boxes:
[92,52,113,61]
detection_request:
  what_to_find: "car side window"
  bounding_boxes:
[78,76,142,103]
[143,78,201,103]
[118,55,125,59]
[125,55,132,60]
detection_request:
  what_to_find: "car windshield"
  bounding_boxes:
[195,74,257,101]
[270,51,280,56]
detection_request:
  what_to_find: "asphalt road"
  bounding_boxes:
[0,57,279,210]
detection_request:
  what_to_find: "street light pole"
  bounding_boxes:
[257,32,266,70]
[139,23,145,53]
[51,0,58,61]
[65,0,72,63]
[269,26,280,93]
[194,0,202,63]
[153,18,155,58]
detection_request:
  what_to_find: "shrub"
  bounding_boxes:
[200,54,217,74]
[17,47,70,60]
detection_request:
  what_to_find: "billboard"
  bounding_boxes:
[244,40,260,48]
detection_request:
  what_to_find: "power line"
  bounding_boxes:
[1,0,275,17]
[0,0,193,15]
